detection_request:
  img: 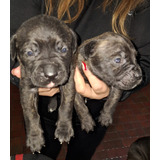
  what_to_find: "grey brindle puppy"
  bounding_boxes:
[74,32,142,132]
[10,15,77,152]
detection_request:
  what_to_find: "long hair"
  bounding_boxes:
[45,0,144,37]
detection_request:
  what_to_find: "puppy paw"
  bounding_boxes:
[26,129,45,153]
[55,121,74,144]
[98,112,113,127]
[81,115,95,132]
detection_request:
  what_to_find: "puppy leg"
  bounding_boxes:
[20,83,45,153]
[74,93,95,132]
[98,87,122,127]
[54,69,75,144]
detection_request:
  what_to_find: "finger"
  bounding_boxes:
[74,67,86,92]
[81,62,107,93]
[74,67,92,95]
[11,66,21,78]
[38,87,60,96]
[74,66,109,99]
[38,88,51,92]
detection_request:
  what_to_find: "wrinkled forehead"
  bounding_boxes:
[27,27,62,42]
[96,39,129,55]
[17,21,72,42]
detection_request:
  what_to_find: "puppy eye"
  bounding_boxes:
[27,51,34,56]
[114,57,121,63]
[61,47,67,53]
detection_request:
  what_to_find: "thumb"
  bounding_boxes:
[11,66,21,78]
[81,61,107,93]
[74,66,87,91]
[82,61,99,87]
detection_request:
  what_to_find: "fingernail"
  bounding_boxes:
[82,61,87,71]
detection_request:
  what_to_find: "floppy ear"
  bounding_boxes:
[10,34,18,60]
[79,40,97,60]
[69,29,78,54]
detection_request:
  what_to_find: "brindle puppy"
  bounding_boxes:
[10,15,77,152]
[74,32,142,132]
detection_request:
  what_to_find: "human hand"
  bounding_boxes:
[38,87,59,96]
[74,62,110,99]
[11,66,60,97]
[11,66,21,78]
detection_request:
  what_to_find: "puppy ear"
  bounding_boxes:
[79,40,97,60]
[70,29,77,54]
[10,34,18,60]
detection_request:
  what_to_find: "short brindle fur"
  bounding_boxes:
[10,15,77,152]
[74,32,142,132]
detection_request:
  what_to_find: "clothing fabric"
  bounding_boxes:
[11,153,53,160]
[10,0,150,159]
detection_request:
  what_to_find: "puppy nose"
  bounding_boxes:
[134,72,142,80]
[133,69,142,80]
[44,65,57,78]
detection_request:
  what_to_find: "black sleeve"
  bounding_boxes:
[120,1,150,101]
[10,0,45,86]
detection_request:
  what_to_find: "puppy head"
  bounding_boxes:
[78,32,142,90]
[10,15,77,88]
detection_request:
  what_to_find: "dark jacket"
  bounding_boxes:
[10,0,150,115]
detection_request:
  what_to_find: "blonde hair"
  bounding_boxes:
[45,0,144,37]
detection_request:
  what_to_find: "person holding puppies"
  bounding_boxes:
[11,0,150,160]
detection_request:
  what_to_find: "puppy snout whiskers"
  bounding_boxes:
[132,67,142,80]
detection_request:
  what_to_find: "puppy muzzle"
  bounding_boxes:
[116,65,142,90]
[31,62,69,88]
